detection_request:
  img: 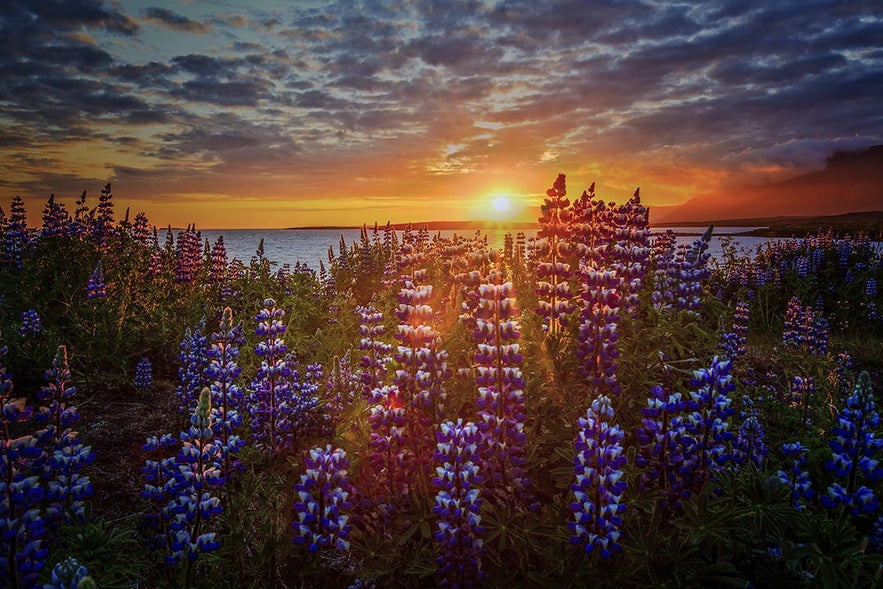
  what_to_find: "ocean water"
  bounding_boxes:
[198,226,781,271]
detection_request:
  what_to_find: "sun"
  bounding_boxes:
[491,195,511,213]
[482,192,520,221]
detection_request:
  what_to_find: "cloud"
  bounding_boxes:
[143,7,212,34]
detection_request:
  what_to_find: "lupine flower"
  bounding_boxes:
[175,225,202,284]
[4,195,31,271]
[534,173,574,335]
[167,388,224,565]
[91,183,114,250]
[569,395,627,559]
[775,442,814,510]
[293,445,354,553]
[43,556,89,589]
[142,433,180,553]
[1,341,48,588]
[782,297,828,355]
[651,230,678,312]
[681,357,736,490]
[635,385,689,509]
[40,195,69,238]
[433,419,484,587]
[719,301,749,361]
[85,260,106,300]
[356,305,392,398]
[831,351,853,397]
[367,385,411,506]
[609,189,650,316]
[732,414,767,469]
[674,226,713,314]
[248,298,291,452]
[135,357,153,393]
[36,346,94,522]
[821,372,883,517]
[790,376,815,427]
[209,236,228,284]
[132,212,151,246]
[576,265,621,395]
[147,229,164,277]
[206,308,245,480]
[473,273,530,504]
[19,309,42,337]
[867,278,878,321]
[176,323,209,414]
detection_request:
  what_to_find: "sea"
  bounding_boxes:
[197,226,784,271]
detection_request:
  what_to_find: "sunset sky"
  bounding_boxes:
[1,0,881,228]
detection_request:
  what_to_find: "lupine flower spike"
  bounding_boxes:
[292,445,354,553]
[569,395,627,559]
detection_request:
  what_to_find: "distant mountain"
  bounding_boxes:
[654,145,883,223]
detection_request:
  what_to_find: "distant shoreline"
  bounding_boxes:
[283,211,883,239]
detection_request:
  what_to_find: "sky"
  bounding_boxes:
[1,0,881,228]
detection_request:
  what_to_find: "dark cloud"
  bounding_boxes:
[143,7,212,34]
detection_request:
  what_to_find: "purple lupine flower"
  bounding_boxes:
[832,351,853,397]
[569,395,627,559]
[821,372,883,517]
[142,433,179,553]
[90,183,114,250]
[43,556,89,589]
[867,278,878,321]
[610,189,650,316]
[36,346,94,522]
[534,173,574,335]
[356,305,392,398]
[433,419,484,587]
[783,297,828,355]
[167,388,224,565]
[206,308,245,480]
[681,357,736,490]
[85,260,106,300]
[367,385,411,506]
[651,229,678,312]
[790,376,815,427]
[132,212,151,246]
[147,229,164,277]
[292,445,354,553]
[1,341,49,588]
[576,265,621,395]
[674,226,713,314]
[248,298,319,453]
[719,301,749,361]
[176,323,209,414]
[19,309,42,337]
[135,357,153,393]
[775,442,814,511]
[4,195,31,271]
[474,273,530,504]
[732,414,767,469]
[635,385,690,509]
[175,225,202,284]
[782,297,802,347]
[209,236,228,283]
[40,195,69,238]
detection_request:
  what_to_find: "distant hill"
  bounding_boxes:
[655,145,883,223]
[662,211,883,238]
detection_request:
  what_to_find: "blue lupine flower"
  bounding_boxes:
[4,196,31,271]
[85,261,106,300]
[206,308,245,479]
[569,395,627,559]
[40,195,69,238]
[19,309,42,337]
[775,442,814,510]
[682,357,736,489]
[356,305,392,397]
[248,298,292,452]
[790,376,815,426]
[719,301,749,361]
[821,372,883,517]
[474,274,530,504]
[43,556,88,589]
[176,323,209,414]
[1,341,49,587]
[732,415,767,469]
[433,419,484,587]
[292,445,354,553]
[135,357,153,393]
[635,385,690,509]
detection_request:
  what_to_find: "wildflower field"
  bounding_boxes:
[2,175,882,588]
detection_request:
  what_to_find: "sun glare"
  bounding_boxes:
[491,195,511,212]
